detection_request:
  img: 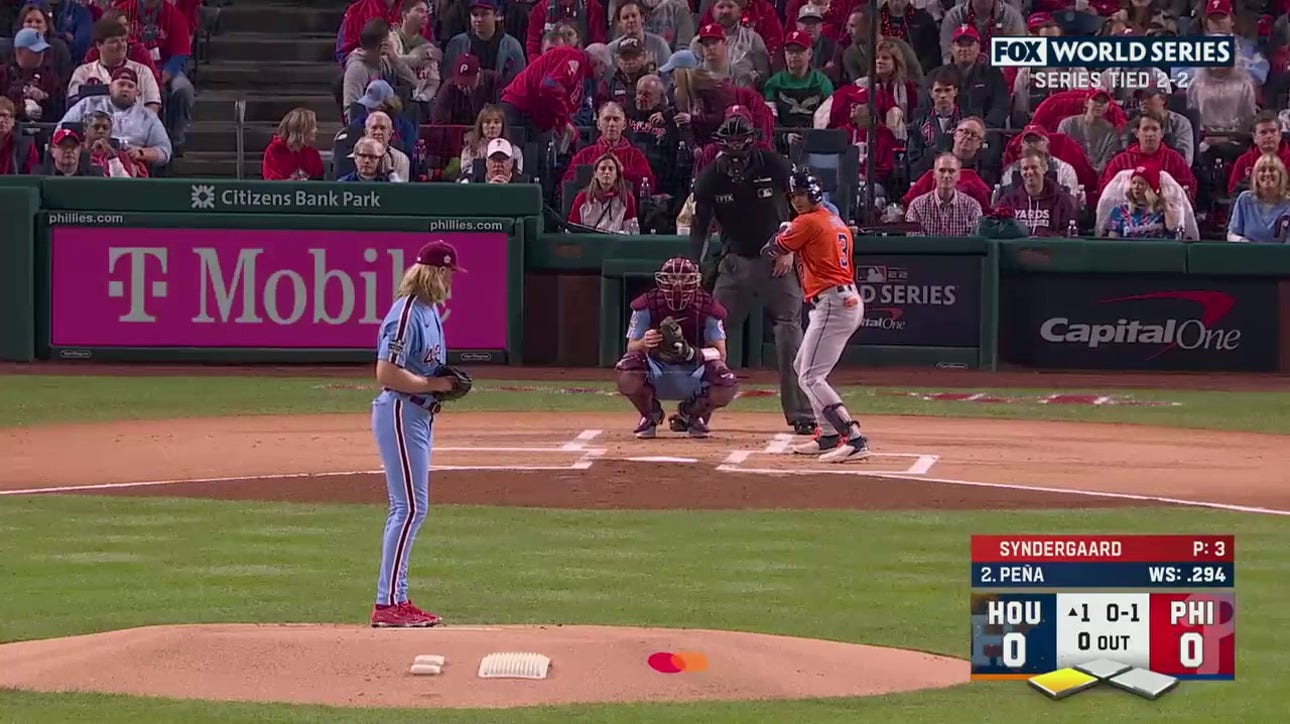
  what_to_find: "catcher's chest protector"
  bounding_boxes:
[637,289,725,346]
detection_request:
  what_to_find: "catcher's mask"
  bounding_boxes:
[655,256,701,311]
[789,169,825,205]
[715,113,757,181]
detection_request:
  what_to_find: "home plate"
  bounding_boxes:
[626,456,699,463]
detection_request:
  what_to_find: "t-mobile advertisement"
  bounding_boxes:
[1000,275,1280,371]
[48,227,510,350]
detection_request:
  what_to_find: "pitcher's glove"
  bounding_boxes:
[653,317,697,364]
[435,365,474,402]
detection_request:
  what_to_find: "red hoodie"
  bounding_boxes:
[562,137,657,193]
[1227,142,1290,195]
[336,0,433,62]
[828,80,919,129]
[700,0,785,55]
[843,123,896,185]
[262,136,325,181]
[1032,89,1128,133]
[1099,143,1197,200]
[903,167,993,210]
[500,46,591,133]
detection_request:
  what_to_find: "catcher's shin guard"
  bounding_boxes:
[615,351,660,417]
[685,361,739,419]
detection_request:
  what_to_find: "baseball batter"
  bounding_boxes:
[761,171,871,462]
[616,257,740,438]
[369,241,474,628]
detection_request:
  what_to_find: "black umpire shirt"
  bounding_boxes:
[689,149,794,260]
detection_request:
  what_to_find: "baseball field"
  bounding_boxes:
[1,364,1288,722]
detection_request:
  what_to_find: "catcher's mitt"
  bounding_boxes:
[653,316,697,364]
[435,365,474,402]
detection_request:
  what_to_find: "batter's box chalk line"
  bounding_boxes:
[715,434,940,476]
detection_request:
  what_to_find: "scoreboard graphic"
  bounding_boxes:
[970,535,1235,698]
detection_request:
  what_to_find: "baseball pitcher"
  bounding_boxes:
[615,257,740,438]
[761,171,871,462]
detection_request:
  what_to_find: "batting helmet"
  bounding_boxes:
[655,256,701,311]
[789,169,825,205]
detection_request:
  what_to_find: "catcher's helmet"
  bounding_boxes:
[789,169,825,205]
[655,256,701,311]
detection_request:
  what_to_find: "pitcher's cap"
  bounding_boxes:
[416,241,465,271]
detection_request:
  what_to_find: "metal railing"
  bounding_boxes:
[234,98,247,180]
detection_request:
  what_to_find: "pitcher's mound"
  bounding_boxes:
[0,623,968,709]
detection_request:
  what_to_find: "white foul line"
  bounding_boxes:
[561,429,604,451]
[858,472,1290,517]
[0,469,386,496]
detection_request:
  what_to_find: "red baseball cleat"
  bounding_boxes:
[401,600,443,627]
[370,602,439,628]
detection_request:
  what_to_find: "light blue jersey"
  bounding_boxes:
[377,296,446,408]
[371,294,445,608]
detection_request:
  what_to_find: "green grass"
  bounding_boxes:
[0,497,1285,722]
[4,375,1290,432]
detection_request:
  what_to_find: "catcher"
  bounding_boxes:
[615,257,739,438]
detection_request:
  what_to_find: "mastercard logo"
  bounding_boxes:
[648,651,708,673]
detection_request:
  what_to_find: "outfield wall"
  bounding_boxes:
[2,180,1288,372]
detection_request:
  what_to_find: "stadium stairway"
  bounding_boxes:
[175,0,348,177]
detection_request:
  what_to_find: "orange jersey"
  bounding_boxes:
[776,208,855,299]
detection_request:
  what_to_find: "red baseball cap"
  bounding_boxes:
[110,66,138,84]
[454,54,480,81]
[416,241,466,271]
[1132,164,1162,193]
[1021,124,1049,141]
[52,127,82,145]
[1206,0,1232,16]
[952,25,981,43]
[1027,12,1056,31]
[784,30,812,50]
[698,23,725,42]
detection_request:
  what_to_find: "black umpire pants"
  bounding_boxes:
[712,253,813,424]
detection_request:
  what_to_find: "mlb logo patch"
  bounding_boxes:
[991,37,1047,67]
[757,187,773,199]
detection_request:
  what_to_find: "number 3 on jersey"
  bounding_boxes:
[837,233,849,268]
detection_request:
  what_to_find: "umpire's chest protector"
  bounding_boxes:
[632,290,728,345]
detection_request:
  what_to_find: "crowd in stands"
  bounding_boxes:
[7,1,1290,243]
[0,0,212,177]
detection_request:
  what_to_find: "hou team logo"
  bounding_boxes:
[1040,291,1242,358]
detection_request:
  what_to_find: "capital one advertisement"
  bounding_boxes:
[49,228,510,350]
[1000,275,1279,372]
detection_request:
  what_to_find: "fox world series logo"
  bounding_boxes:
[990,36,1235,68]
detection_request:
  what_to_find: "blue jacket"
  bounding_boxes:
[35,0,93,64]
[443,32,526,88]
